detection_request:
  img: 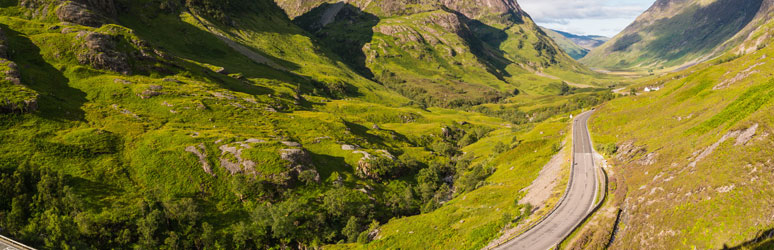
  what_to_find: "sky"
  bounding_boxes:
[520,0,657,37]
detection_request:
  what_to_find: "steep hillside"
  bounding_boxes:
[550,29,608,50]
[575,19,774,249]
[0,0,616,249]
[274,0,610,107]
[540,27,606,60]
[582,0,774,71]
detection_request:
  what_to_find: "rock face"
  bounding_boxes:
[186,144,214,176]
[280,148,321,184]
[276,0,524,21]
[285,0,572,108]
[21,0,117,27]
[76,31,131,74]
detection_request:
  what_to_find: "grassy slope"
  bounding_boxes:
[582,0,770,72]
[278,0,619,107]
[330,116,570,249]
[0,1,623,249]
[588,23,774,249]
[541,27,589,60]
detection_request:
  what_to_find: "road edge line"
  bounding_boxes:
[488,111,583,250]
[553,110,609,250]
[0,234,35,250]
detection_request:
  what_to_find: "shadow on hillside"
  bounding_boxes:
[645,0,763,61]
[294,2,378,79]
[2,25,87,121]
[117,10,300,95]
[458,14,513,81]
[308,151,348,181]
[725,228,774,250]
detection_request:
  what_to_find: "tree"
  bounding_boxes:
[199,222,215,249]
[232,222,249,249]
[138,209,164,248]
[322,188,370,219]
[341,216,361,243]
[494,141,509,154]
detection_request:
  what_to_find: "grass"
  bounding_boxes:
[586,26,774,249]
[582,0,766,72]
[0,1,630,249]
[329,116,571,250]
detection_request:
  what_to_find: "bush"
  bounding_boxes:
[494,141,509,154]
[596,143,618,156]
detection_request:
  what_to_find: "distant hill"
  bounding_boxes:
[541,27,608,60]
[582,0,774,71]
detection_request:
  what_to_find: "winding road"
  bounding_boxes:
[496,111,599,250]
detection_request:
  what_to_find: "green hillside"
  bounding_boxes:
[540,27,589,60]
[582,0,774,72]
[576,19,774,249]
[0,0,617,249]
[275,0,614,107]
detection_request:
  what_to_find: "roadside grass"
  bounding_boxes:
[587,35,774,249]
[327,116,571,250]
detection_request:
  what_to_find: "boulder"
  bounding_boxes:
[76,31,131,74]
[281,141,302,147]
[0,97,39,114]
[56,1,111,27]
[280,148,311,166]
[185,144,214,176]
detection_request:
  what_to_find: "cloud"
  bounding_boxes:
[519,0,654,36]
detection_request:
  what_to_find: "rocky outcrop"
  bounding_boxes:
[186,144,214,176]
[56,1,112,27]
[0,98,39,114]
[75,31,131,74]
[276,0,524,21]
[0,27,38,114]
[21,0,117,27]
[280,148,321,183]
[440,0,524,20]
[615,140,646,162]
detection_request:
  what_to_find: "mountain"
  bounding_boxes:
[273,0,606,107]
[568,17,774,250]
[582,0,774,71]
[550,29,608,50]
[540,27,608,60]
[0,0,615,249]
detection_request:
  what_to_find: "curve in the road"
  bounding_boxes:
[496,111,599,250]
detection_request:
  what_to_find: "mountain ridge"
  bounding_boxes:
[582,0,774,71]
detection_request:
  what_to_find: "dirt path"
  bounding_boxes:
[521,148,567,210]
[484,145,569,249]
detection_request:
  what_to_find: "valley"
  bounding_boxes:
[0,0,772,249]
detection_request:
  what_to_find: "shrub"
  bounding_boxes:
[596,143,618,156]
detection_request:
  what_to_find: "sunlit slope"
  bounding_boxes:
[583,0,774,72]
[0,0,616,249]
[588,20,774,249]
[275,0,611,107]
[540,27,589,60]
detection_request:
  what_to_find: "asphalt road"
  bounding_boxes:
[0,240,19,250]
[497,111,598,250]
[0,234,30,250]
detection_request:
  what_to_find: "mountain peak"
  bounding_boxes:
[582,0,773,71]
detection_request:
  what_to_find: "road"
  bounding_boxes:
[496,111,599,250]
[0,235,32,250]
[0,240,19,250]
